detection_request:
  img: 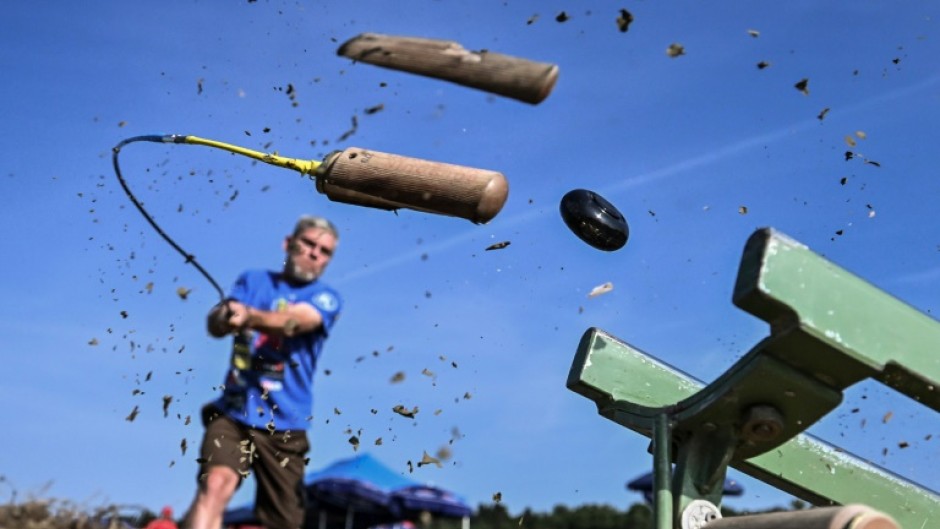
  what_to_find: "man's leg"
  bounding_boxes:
[182,407,249,529]
[184,465,240,529]
[252,428,310,529]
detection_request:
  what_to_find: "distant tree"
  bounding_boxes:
[473,502,513,529]
[137,508,158,527]
[790,499,808,511]
[460,502,652,529]
[430,498,802,529]
[624,503,652,528]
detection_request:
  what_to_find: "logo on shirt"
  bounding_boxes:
[313,291,339,312]
[261,379,283,392]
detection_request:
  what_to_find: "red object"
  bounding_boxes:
[144,520,178,529]
[143,506,178,529]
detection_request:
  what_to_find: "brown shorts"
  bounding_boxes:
[198,405,310,529]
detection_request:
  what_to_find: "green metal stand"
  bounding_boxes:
[568,228,940,529]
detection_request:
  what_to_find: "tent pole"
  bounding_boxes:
[319,510,326,529]
[345,507,354,529]
[462,515,470,529]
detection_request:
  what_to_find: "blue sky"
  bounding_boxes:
[1,0,938,519]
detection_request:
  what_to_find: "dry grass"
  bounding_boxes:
[0,499,152,529]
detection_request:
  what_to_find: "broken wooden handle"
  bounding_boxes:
[706,504,899,529]
[315,147,508,224]
[338,33,559,104]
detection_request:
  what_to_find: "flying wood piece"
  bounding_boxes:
[338,33,559,104]
[704,504,898,529]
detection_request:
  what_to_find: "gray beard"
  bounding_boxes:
[285,257,317,283]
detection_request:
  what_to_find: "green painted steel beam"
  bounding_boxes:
[734,228,940,410]
[567,228,940,528]
[567,327,939,528]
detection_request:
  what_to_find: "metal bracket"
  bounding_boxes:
[568,228,940,529]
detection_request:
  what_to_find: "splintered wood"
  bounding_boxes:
[338,33,559,104]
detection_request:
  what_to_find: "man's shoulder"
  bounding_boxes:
[303,280,342,314]
[308,279,340,295]
[240,268,277,279]
[235,269,278,287]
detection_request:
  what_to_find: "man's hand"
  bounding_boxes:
[225,301,251,328]
[207,300,251,337]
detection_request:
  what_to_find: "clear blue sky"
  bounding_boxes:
[1,0,938,519]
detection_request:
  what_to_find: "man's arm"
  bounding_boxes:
[219,300,323,338]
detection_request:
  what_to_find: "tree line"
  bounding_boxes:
[424,499,807,529]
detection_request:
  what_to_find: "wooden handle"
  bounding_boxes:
[705,504,899,529]
[338,33,559,104]
[315,147,508,224]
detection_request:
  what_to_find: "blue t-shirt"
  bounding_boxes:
[212,269,342,431]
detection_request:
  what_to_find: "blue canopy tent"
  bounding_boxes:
[224,453,471,529]
[626,470,744,505]
[223,505,259,528]
[392,486,472,519]
[306,452,419,529]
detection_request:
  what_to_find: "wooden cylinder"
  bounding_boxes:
[704,504,899,529]
[315,147,508,224]
[337,33,559,104]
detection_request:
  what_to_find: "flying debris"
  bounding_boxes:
[666,43,685,58]
[588,282,614,298]
[616,9,634,32]
[794,78,810,95]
